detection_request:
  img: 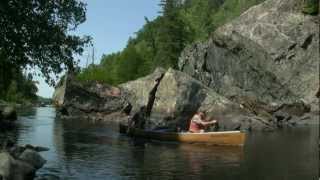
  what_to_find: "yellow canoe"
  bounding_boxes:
[126,127,246,146]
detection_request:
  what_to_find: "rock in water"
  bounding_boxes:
[0,152,36,180]
[54,73,130,122]
[24,144,50,152]
[19,149,46,170]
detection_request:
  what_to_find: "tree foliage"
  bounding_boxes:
[0,0,90,85]
[1,67,38,103]
[154,0,192,69]
[0,0,89,102]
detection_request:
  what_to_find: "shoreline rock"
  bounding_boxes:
[0,142,48,180]
[120,68,312,131]
[53,0,318,132]
[54,73,131,123]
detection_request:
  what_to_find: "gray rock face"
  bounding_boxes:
[0,152,36,180]
[54,74,130,122]
[147,68,246,130]
[0,143,49,180]
[123,68,282,131]
[123,67,312,131]
[19,149,46,170]
[52,1,316,131]
[119,68,166,113]
[179,0,319,106]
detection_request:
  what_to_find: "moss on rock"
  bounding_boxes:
[302,0,319,15]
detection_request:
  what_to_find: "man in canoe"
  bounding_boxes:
[188,112,217,133]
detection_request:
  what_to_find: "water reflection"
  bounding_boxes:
[0,107,317,180]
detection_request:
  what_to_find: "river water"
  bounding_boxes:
[0,107,318,180]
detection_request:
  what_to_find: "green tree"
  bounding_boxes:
[0,0,90,85]
[116,42,144,83]
[180,0,223,40]
[155,0,191,69]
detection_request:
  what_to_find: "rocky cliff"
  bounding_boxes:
[53,74,130,122]
[53,0,317,131]
[178,0,319,109]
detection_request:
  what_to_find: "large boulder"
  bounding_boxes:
[0,152,36,180]
[147,68,246,130]
[19,149,46,170]
[54,73,130,122]
[123,68,313,131]
[123,68,276,131]
[119,68,166,113]
[178,0,319,107]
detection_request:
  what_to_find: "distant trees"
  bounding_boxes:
[77,42,149,85]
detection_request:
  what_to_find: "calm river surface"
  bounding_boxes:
[1,107,318,180]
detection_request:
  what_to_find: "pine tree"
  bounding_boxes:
[155,0,190,69]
